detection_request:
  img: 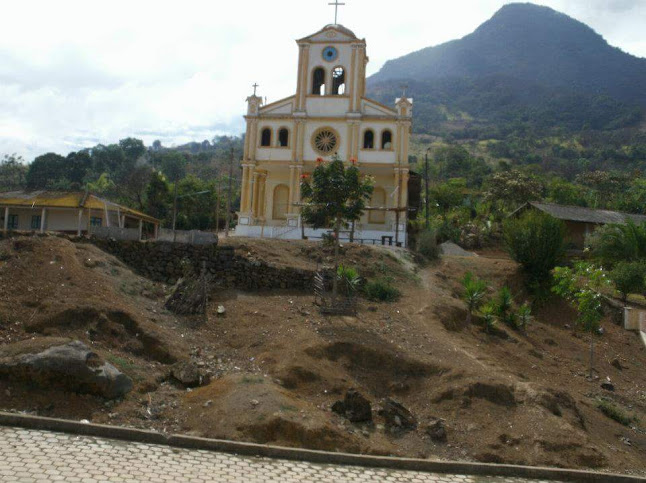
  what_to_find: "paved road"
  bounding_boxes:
[0,426,558,483]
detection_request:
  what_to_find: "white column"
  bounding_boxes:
[77,209,83,236]
[138,219,143,241]
[3,207,8,232]
[104,203,110,227]
[154,223,159,239]
[40,208,46,233]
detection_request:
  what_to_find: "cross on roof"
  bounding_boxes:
[328,0,345,24]
[252,83,259,96]
[400,83,408,98]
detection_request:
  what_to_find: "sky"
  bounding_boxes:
[1,0,645,161]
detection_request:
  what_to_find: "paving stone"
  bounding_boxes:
[0,426,562,482]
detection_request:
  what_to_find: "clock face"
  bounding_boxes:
[322,46,338,62]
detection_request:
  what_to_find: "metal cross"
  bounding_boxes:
[252,83,259,96]
[328,0,345,24]
[400,83,408,98]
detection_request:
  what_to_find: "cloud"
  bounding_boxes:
[0,0,644,161]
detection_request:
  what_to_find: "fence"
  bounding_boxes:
[157,228,218,245]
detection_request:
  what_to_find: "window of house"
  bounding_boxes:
[312,67,326,95]
[31,215,41,230]
[332,67,345,95]
[278,128,289,147]
[363,130,374,149]
[90,217,102,227]
[260,128,272,147]
[381,130,393,150]
[7,214,18,229]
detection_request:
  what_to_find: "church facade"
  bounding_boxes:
[235,23,412,245]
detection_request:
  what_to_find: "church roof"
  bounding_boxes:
[297,24,361,43]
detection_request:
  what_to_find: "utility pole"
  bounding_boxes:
[172,182,178,242]
[225,147,234,237]
[425,147,431,230]
[215,177,221,234]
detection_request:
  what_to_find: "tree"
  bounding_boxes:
[26,152,69,189]
[503,211,566,288]
[119,137,146,162]
[0,154,27,190]
[300,156,373,296]
[121,165,153,210]
[461,272,487,325]
[552,263,610,379]
[485,170,543,210]
[610,261,646,303]
[145,172,171,222]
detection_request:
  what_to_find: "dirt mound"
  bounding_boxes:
[305,339,444,396]
[181,374,372,453]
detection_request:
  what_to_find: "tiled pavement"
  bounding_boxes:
[0,426,559,482]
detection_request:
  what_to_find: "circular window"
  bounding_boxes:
[312,127,339,155]
[322,46,338,62]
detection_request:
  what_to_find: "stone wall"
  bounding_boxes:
[89,237,314,291]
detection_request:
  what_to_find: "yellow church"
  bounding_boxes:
[235,18,412,245]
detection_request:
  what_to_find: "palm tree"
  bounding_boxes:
[462,272,488,325]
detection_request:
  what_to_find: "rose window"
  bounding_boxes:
[312,128,339,155]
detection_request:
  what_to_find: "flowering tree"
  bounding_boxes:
[552,262,611,379]
[300,155,373,296]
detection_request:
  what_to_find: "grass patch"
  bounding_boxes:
[364,278,401,302]
[240,375,265,385]
[279,404,298,412]
[597,399,635,426]
[106,354,143,381]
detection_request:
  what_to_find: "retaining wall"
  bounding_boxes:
[89,237,314,290]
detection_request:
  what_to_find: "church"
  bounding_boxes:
[235,15,413,245]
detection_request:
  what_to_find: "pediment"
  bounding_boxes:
[361,97,398,116]
[259,96,295,115]
[298,24,362,44]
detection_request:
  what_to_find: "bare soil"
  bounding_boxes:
[0,235,645,477]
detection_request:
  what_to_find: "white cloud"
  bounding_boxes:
[0,0,644,161]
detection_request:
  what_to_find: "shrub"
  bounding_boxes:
[462,272,488,324]
[417,229,440,260]
[597,399,633,426]
[517,303,532,331]
[337,265,361,295]
[589,220,646,266]
[609,260,646,302]
[503,211,565,287]
[364,278,401,302]
[481,301,497,334]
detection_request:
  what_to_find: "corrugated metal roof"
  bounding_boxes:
[0,190,159,223]
[516,202,646,225]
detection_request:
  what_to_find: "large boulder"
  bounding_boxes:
[0,338,132,399]
[170,361,209,387]
[379,398,417,432]
[331,389,372,423]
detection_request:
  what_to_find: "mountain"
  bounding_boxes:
[367,3,646,135]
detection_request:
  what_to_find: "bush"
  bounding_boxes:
[481,301,497,333]
[364,278,401,302]
[589,220,646,266]
[503,211,566,286]
[417,229,440,260]
[517,303,532,331]
[610,260,646,302]
[597,399,634,426]
[462,272,488,324]
[337,265,361,295]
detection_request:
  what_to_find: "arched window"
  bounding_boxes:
[278,128,289,147]
[272,184,289,220]
[368,187,386,224]
[260,128,272,147]
[363,130,374,149]
[332,67,345,95]
[381,130,393,150]
[312,67,326,95]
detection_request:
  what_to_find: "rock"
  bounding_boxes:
[426,419,447,442]
[611,358,625,371]
[217,305,226,315]
[332,389,372,423]
[601,381,615,392]
[170,361,206,387]
[0,339,132,399]
[379,398,417,432]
